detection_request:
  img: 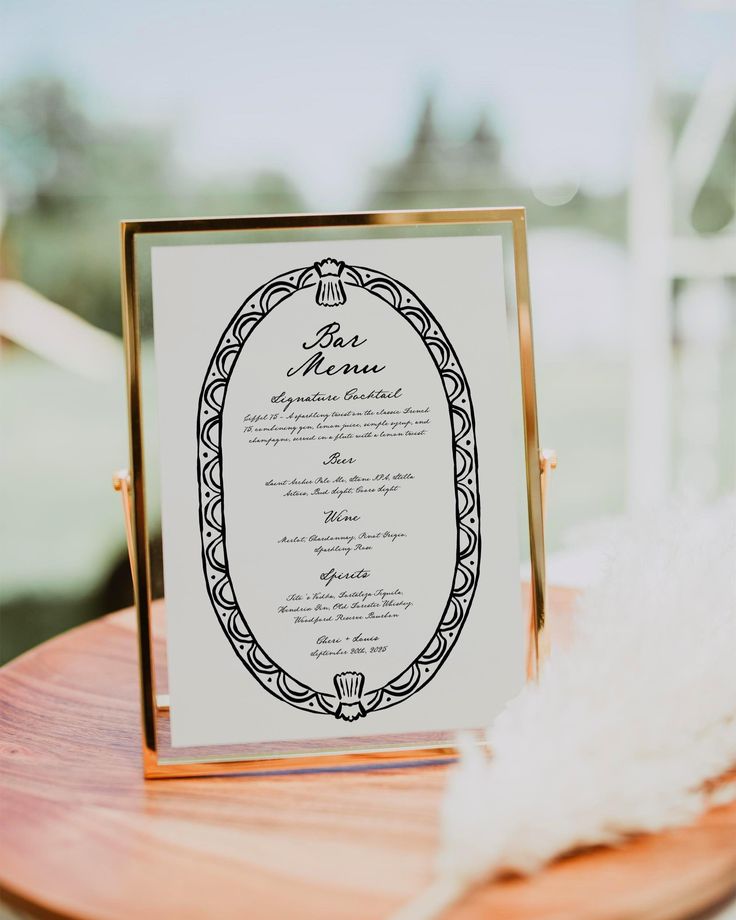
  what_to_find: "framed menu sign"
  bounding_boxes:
[119,208,546,778]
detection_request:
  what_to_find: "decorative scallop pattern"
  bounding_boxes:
[197,261,481,720]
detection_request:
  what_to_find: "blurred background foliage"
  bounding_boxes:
[0,77,306,334]
[1,0,734,664]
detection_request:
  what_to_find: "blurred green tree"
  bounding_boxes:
[0,77,306,335]
[0,77,174,334]
[365,91,627,239]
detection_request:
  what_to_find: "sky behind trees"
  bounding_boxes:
[2,0,734,206]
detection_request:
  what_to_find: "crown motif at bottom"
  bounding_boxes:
[333,670,366,721]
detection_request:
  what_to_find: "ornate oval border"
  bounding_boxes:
[197,260,481,721]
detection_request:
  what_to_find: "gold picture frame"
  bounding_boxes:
[118,207,546,779]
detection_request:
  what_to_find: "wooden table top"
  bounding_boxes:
[1,587,735,920]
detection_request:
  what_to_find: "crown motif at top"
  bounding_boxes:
[317,258,343,277]
[314,258,346,307]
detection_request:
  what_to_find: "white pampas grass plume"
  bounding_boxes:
[395,499,736,920]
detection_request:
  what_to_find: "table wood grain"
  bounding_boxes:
[1,588,735,920]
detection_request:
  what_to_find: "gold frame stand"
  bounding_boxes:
[117,207,550,778]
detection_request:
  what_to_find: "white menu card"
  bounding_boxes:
[151,235,524,748]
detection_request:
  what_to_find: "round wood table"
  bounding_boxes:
[1,589,735,920]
